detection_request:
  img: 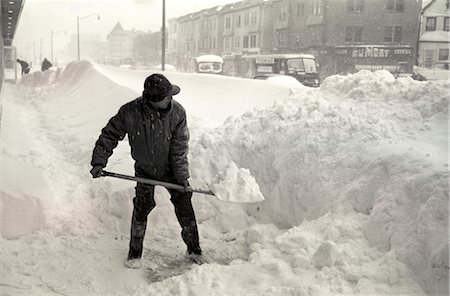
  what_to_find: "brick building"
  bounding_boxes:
[168,0,422,78]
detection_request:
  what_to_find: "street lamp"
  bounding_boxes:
[51,30,66,63]
[77,13,100,61]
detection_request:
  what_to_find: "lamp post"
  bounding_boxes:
[77,13,100,61]
[161,0,165,71]
[51,30,66,63]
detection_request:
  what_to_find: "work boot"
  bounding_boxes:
[124,258,142,269]
[128,218,147,260]
[186,246,203,265]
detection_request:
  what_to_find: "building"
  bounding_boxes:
[271,0,422,77]
[167,0,422,78]
[169,0,276,72]
[134,31,165,67]
[107,22,136,66]
[418,0,450,68]
[1,0,25,87]
[67,33,106,63]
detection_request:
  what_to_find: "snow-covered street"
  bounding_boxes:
[0,62,448,295]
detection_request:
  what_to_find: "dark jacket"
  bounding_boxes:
[91,97,190,182]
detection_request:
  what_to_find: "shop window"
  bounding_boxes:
[426,17,436,31]
[347,0,364,12]
[439,48,449,61]
[386,0,404,12]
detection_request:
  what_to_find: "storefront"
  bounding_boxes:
[314,45,415,78]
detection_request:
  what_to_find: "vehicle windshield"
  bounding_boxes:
[287,58,317,73]
[198,62,222,73]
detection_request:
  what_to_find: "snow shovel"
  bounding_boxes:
[100,170,215,196]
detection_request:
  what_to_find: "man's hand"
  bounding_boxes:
[90,165,103,178]
[182,180,192,193]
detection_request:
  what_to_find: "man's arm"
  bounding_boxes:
[170,112,190,184]
[91,106,127,169]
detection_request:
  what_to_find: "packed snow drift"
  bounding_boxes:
[0,62,448,295]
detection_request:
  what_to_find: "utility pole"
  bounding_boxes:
[77,14,100,62]
[161,0,166,71]
[77,15,80,61]
[51,30,54,62]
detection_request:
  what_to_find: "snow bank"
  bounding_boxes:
[198,70,448,294]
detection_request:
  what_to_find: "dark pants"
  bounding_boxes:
[127,181,201,260]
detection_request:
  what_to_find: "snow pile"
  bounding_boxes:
[210,162,264,203]
[183,70,448,294]
[0,63,448,295]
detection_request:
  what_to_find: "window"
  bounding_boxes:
[243,36,249,48]
[394,26,402,43]
[444,17,450,31]
[236,15,241,27]
[244,13,250,25]
[276,29,288,48]
[312,0,321,15]
[386,0,404,12]
[439,48,449,60]
[225,17,232,29]
[347,0,364,12]
[234,36,240,48]
[345,26,362,42]
[251,11,257,24]
[224,37,231,49]
[426,17,436,31]
[250,34,257,47]
[446,0,449,9]
[297,3,305,17]
[279,5,288,21]
[384,26,402,43]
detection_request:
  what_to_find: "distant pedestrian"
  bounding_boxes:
[17,59,30,75]
[41,58,52,72]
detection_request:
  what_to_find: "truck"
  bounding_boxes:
[223,53,320,87]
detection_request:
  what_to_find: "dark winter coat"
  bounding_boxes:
[91,97,190,182]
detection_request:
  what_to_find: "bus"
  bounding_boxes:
[223,53,320,87]
[194,55,224,74]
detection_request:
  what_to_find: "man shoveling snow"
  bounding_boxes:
[90,74,203,267]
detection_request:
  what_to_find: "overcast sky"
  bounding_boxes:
[14,0,237,62]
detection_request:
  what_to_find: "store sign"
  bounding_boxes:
[352,47,391,58]
[355,64,398,71]
[255,57,275,64]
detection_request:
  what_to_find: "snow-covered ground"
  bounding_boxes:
[0,62,448,295]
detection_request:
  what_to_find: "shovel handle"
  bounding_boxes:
[100,170,215,196]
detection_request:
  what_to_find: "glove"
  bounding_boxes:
[182,180,192,193]
[90,165,103,178]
